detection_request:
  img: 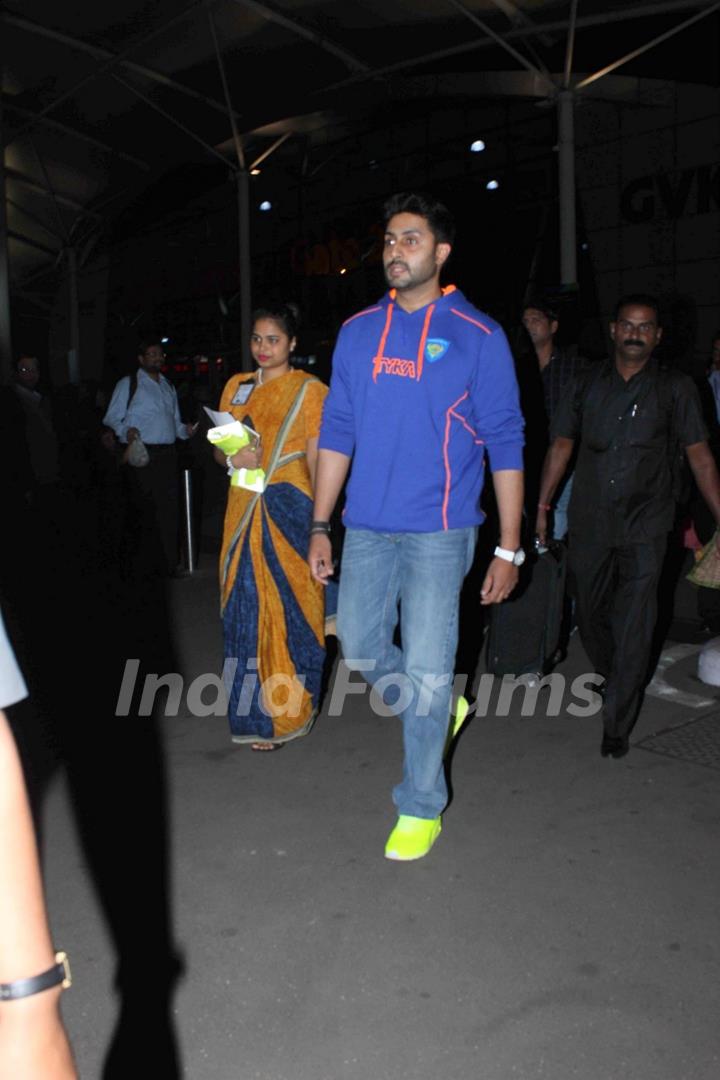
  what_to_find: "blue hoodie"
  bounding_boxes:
[319,285,524,533]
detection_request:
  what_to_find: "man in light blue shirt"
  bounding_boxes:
[103,339,197,577]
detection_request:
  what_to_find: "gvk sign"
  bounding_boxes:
[620,163,720,223]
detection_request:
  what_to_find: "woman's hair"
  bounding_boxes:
[251,302,300,341]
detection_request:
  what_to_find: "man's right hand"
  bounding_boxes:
[308,533,334,584]
[126,427,140,443]
[535,508,548,547]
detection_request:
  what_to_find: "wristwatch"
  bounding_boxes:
[0,952,72,1001]
[494,545,526,566]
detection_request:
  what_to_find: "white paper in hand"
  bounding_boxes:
[203,406,236,427]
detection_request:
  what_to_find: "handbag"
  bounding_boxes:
[125,436,150,468]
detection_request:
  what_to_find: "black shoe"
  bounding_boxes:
[600,734,629,759]
[613,736,629,759]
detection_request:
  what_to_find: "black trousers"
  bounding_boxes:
[124,444,179,576]
[569,533,667,739]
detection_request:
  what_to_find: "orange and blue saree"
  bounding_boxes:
[219,369,328,743]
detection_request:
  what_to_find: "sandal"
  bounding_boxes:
[250,741,282,752]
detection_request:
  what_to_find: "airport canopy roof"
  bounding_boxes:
[2,0,718,292]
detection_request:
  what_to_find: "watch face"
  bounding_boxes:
[513,549,526,566]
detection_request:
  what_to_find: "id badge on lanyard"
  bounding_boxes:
[231,382,255,407]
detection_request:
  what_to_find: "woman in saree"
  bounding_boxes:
[214,303,329,750]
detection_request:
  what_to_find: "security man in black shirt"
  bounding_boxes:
[535,294,720,758]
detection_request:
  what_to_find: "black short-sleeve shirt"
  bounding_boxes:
[541,347,586,423]
[551,360,707,543]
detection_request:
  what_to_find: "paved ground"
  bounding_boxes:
[19,559,720,1079]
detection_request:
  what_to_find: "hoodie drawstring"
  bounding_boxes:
[372,288,455,383]
[371,301,395,382]
[415,304,435,382]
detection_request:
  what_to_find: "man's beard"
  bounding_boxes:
[384,254,437,292]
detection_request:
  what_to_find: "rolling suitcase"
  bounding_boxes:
[486,542,567,679]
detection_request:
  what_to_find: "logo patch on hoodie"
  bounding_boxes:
[426,339,450,363]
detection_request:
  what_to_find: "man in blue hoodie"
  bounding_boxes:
[309,193,525,861]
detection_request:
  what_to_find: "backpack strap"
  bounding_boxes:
[127,372,138,411]
[119,371,139,427]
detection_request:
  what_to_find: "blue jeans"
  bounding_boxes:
[553,472,573,540]
[337,527,477,819]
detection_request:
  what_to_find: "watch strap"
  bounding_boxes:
[494,546,515,562]
[0,952,72,1001]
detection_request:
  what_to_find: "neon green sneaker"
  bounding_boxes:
[443,694,470,758]
[451,695,470,740]
[384,815,442,861]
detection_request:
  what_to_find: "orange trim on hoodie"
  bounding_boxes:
[442,390,470,529]
[450,410,484,443]
[371,302,396,383]
[450,307,492,334]
[342,305,382,327]
[415,304,435,382]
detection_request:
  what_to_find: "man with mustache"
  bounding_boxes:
[535,295,720,758]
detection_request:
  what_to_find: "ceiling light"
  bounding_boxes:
[259,200,272,211]
[486,180,499,191]
[470,140,486,153]
[250,168,261,176]
[161,337,170,344]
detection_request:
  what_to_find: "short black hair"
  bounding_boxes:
[614,293,661,324]
[522,298,559,322]
[383,192,455,246]
[251,301,300,341]
[137,337,164,355]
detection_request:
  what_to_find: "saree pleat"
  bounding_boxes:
[219,371,327,742]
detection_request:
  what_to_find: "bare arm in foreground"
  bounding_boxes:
[0,710,76,1079]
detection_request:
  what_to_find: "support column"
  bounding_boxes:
[207,8,252,374]
[66,245,80,384]
[236,169,252,373]
[557,89,577,288]
[0,70,13,382]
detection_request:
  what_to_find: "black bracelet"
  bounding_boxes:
[310,521,331,534]
[0,951,72,1001]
